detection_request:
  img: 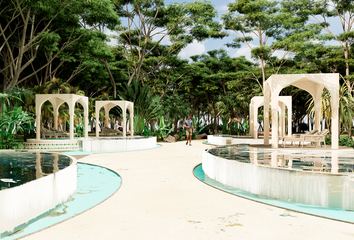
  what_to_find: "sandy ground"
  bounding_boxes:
[22,140,354,240]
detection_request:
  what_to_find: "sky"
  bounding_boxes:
[164,0,239,61]
[108,0,344,62]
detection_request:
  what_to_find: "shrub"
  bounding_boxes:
[0,136,24,149]
[326,136,354,148]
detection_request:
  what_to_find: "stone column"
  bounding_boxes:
[279,103,284,138]
[104,106,110,128]
[264,96,270,145]
[288,100,292,136]
[123,107,127,137]
[249,101,254,138]
[271,95,279,148]
[331,95,339,149]
[95,106,99,138]
[54,106,59,130]
[84,113,89,138]
[253,102,258,139]
[69,113,74,140]
[36,113,41,139]
[130,108,134,136]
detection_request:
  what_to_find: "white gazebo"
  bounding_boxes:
[249,96,292,139]
[35,94,89,140]
[263,73,339,149]
[95,100,134,137]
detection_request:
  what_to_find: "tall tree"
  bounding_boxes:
[0,0,119,93]
[222,0,313,91]
[282,0,354,88]
[113,0,226,86]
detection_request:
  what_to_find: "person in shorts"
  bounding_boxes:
[183,115,194,146]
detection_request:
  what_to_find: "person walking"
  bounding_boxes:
[183,115,194,146]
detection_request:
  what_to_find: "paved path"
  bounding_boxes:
[23,140,354,240]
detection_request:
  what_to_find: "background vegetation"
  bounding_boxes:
[1,0,354,147]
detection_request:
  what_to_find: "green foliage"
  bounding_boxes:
[338,136,354,148]
[143,126,152,137]
[118,80,161,123]
[154,114,174,141]
[112,0,227,85]
[133,115,145,135]
[325,136,354,148]
[0,88,35,145]
[325,136,331,146]
[0,136,24,150]
[192,116,205,134]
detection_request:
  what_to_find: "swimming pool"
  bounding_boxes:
[0,151,77,237]
[202,144,354,210]
[2,162,121,239]
[194,164,354,223]
[0,152,71,190]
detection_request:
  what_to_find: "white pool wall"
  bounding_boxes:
[0,155,77,235]
[82,137,157,152]
[202,151,354,210]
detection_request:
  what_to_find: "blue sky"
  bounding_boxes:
[165,0,239,60]
[162,0,343,61]
[108,0,343,62]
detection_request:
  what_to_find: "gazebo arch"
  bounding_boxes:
[95,100,134,137]
[35,94,89,140]
[263,73,339,149]
[249,96,292,139]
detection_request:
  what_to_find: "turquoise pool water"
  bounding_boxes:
[194,164,354,223]
[3,163,121,239]
[0,152,71,190]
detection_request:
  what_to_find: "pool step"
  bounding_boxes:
[24,142,81,150]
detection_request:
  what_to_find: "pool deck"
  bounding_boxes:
[22,140,354,240]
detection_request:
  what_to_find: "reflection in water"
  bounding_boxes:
[208,144,354,175]
[0,152,71,190]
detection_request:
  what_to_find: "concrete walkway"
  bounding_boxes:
[23,140,354,240]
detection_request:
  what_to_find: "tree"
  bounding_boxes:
[0,0,119,93]
[222,0,314,90]
[113,0,226,86]
[282,0,354,88]
[222,0,281,88]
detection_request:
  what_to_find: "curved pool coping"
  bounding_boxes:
[4,162,122,240]
[62,144,162,156]
[0,152,78,237]
[193,164,354,225]
[81,136,157,152]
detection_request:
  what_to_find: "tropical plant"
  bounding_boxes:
[118,80,161,123]
[154,114,174,141]
[192,116,206,134]
[307,83,354,137]
[133,115,145,135]
[0,88,35,149]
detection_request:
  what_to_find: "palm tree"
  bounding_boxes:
[44,77,71,94]
[307,84,354,137]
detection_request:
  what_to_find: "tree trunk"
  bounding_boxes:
[344,47,351,88]
[101,59,117,98]
[174,118,178,134]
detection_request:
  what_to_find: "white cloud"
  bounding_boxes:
[105,28,118,46]
[219,5,228,12]
[272,50,286,59]
[151,27,171,45]
[233,43,257,61]
[180,40,206,60]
